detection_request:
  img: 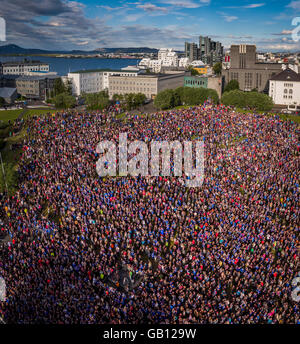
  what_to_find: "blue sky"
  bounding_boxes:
[0,0,300,51]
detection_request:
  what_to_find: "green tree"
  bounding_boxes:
[133,93,146,107]
[65,79,73,95]
[52,93,76,109]
[213,62,222,76]
[82,90,110,110]
[154,89,176,110]
[154,87,219,110]
[187,66,200,76]
[53,78,66,96]
[221,90,273,111]
[224,80,239,93]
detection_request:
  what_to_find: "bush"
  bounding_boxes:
[52,93,76,109]
[154,87,219,110]
[154,89,177,110]
[221,90,273,111]
[82,90,110,111]
[224,80,239,93]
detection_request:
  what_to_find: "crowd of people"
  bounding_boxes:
[0,103,299,324]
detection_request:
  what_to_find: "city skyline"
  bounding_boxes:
[0,0,300,52]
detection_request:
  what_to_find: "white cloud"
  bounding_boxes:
[224,15,238,22]
[137,3,168,13]
[287,1,300,11]
[272,30,293,35]
[224,3,265,9]
[218,12,238,22]
[97,5,125,11]
[244,3,265,8]
[76,41,89,45]
[158,0,210,9]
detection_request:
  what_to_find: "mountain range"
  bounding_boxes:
[0,44,160,55]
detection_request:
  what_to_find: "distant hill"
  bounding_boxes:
[95,47,158,54]
[0,44,159,55]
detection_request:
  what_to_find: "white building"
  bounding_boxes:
[269,68,300,106]
[158,48,178,67]
[0,61,49,75]
[139,48,182,73]
[67,69,140,96]
[190,60,205,67]
[178,57,189,68]
[139,58,162,73]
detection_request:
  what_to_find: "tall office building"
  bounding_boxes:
[222,44,282,92]
[185,42,199,62]
[185,36,223,65]
[199,36,224,65]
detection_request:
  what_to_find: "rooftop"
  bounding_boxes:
[0,87,17,98]
[1,60,48,66]
[69,68,139,74]
[270,67,300,82]
[17,75,60,81]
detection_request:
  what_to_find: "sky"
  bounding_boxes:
[0,0,300,52]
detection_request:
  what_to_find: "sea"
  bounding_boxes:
[0,56,142,76]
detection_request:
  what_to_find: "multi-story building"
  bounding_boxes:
[67,69,140,96]
[0,75,18,88]
[184,42,199,62]
[269,68,300,106]
[158,48,178,67]
[0,60,50,75]
[138,58,162,73]
[184,75,224,99]
[222,45,283,92]
[185,36,223,65]
[138,49,185,73]
[16,75,60,99]
[108,72,186,99]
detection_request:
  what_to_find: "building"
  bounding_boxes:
[0,75,18,88]
[0,60,49,75]
[16,75,60,99]
[185,42,199,62]
[184,75,224,99]
[67,69,140,96]
[25,70,57,77]
[138,58,162,73]
[108,72,187,99]
[223,45,283,92]
[269,68,300,106]
[138,48,186,73]
[121,66,140,72]
[158,48,178,67]
[185,36,224,65]
[0,87,18,104]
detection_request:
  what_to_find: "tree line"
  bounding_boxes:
[221,80,273,111]
[153,87,219,110]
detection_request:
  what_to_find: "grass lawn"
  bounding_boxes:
[23,108,57,119]
[173,105,194,110]
[0,109,24,124]
[0,107,55,193]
